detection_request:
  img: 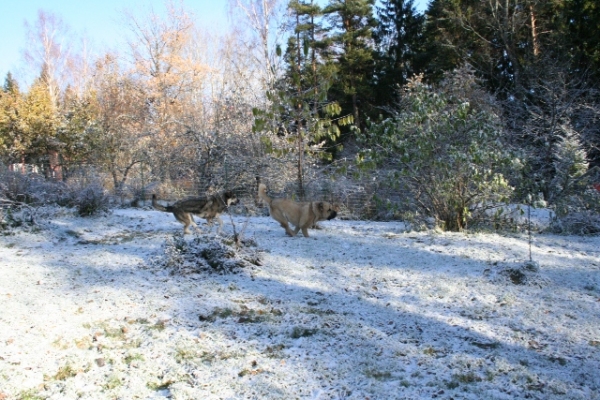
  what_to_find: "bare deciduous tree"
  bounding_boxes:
[91,54,149,196]
[123,0,209,182]
[23,10,73,105]
[227,0,288,92]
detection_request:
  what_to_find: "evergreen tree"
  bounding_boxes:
[372,0,425,109]
[0,73,29,167]
[419,0,470,83]
[550,125,590,211]
[323,0,377,132]
[253,0,352,196]
[421,0,566,93]
[2,72,19,93]
[21,67,62,178]
[561,0,600,75]
[0,73,35,168]
[57,86,101,174]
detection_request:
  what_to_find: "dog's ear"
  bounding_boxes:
[317,202,325,211]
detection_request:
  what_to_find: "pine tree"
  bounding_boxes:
[372,0,425,109]
[253,0,352,196]
[549,125,590,210]
[323,0,377,132]
[420,0,484,84]
[561,0,600,75]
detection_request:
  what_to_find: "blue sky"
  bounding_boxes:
[0,0,430,87]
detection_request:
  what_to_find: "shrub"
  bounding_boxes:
[357,66,518,231]
[0,170,71,206]
[74,183,109,216]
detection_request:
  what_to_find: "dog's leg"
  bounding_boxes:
[296,213,312,237]
[183,214,200,234]
[280,213,297,236]
[216,216,224,234]
[175,211,192,235]
[280,222,296,237]
[270,208,296,236]
[191,217,202,234]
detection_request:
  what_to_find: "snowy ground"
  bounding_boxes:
[0,205,599,400]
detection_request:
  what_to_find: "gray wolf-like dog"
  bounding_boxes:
[258,183,337,237]
[152,191,239,234]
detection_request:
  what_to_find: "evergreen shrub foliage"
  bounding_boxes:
[358,66,518,231]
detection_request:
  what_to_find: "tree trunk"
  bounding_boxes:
[529,5,539,57]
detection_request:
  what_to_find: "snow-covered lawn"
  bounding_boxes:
[1,207,599,399]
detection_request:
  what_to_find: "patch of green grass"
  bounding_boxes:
[174,347,215,364]
[364,369,393,381]
[471,341,500,349]
[303,307,336,316]
[423,346,437,356]
[237,308,268,323]
[17,389,45,400]
[103,375,122,390]
[125,338,143,349]
[65,229,81,238]
[128,317,150,325]
[52,337,69,350]
[290,326,317,339]
[264,343,286,358]
[549,356,567,366]
[124,353,144,365]
[148,320,166,331]
[238,367,265,377]
[103,325,128,340]
[52,364,78,381]
[147,379,175,391]
[199,307,235,322]
[199,306,280,324]
[74,336,92,349]
[453,371,482,384]
[446,380,460,389]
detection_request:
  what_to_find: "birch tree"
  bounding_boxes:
[227,0,288,93]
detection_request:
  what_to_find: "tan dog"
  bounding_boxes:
[152,191,239,234]
[258,183,337,237]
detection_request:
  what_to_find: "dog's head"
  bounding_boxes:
[315,201,338,221]
[223,191,239,207]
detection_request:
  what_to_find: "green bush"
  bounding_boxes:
[358,66,518,231]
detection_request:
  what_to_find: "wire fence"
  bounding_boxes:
[86,156,398,221]
[1,157,408,220]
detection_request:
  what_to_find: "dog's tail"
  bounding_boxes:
[258,183,271,205]
[152,194,173,212]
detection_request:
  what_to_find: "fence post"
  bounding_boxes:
[224,155,228,190]
[140,161,145,204]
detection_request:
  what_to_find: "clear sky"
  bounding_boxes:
[0,0,430,87]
